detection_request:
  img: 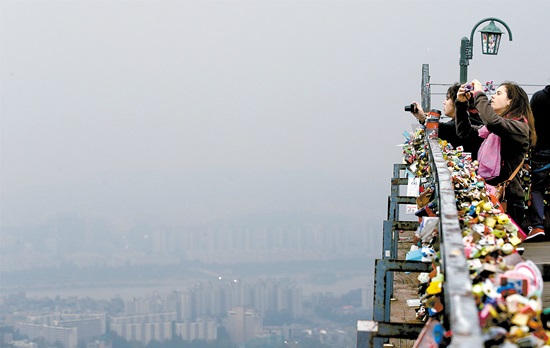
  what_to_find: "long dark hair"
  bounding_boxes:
[499,81,537,147]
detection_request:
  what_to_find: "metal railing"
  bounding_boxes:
[357,137,483,347]
[426,138,482,346]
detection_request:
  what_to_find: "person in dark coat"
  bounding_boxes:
[525,85,550,240]
[410,83,483,159]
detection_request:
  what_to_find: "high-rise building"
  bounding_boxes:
[174,320,217,342]
[288,286,303,319]
[125,297,151,315]
[111,318,172,345]
[225,307,261,345]
[160,292,179,313]
[56,317,105,343]
[18,313,105,347]
[17,322,77,348]
[142,322,171,345]
[110,312,177,326]
[178,291,193,321]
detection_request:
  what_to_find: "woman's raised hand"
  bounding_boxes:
[471,79,483,93]
[457,84,471,103]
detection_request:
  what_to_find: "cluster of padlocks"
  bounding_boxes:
[402,127,550,347]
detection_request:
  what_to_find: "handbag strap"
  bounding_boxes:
[501,159,525,185]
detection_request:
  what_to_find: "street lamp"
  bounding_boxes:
[459,18,513,84]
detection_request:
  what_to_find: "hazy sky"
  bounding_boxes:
[1,1,549,236]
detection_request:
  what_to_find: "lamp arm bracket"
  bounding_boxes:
[468,17,513,44]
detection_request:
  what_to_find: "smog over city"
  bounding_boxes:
[1,1,549,347]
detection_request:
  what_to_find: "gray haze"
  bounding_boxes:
[1,1,549,282]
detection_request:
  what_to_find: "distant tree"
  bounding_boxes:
[263,309,293,326]
[214,327,237,348]
[109,297,125,315]
[163,335,187,348]
[217,326,230,340]
[128,340,144,348]
[109,332,134,348]
[12,328,26,340]
[146,340,162,348]
[31,337,45,348]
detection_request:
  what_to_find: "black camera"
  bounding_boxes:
[404,103,418,113]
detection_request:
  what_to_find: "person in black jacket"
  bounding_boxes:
[409,83,483,159]
[456,80,537,229]
[525,85,550,240]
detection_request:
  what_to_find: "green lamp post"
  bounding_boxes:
[459,18,513,84]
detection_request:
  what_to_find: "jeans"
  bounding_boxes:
[507,198,525,228]
[527,150,550,229]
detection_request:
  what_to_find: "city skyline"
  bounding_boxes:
[1,277,366,347]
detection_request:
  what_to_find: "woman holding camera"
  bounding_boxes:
[410,83,483,159]
[455,80,537,232]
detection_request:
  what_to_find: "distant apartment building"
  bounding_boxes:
[178,290,194,321]
[119,278,304,324]
[16,313,105,347]
[110,312,177,326]
[16,322,77,348]
[174,320,217,341]
[271,284,303,318]
[125,297,154,315]
[125,292,179,316]
[263,323,306,341]
[57,317,105,343]
[110,322,172,345]
[182,279,304,321]
[224,307,262,345]
[110,312,176,346]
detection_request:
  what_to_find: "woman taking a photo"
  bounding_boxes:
[409,83,483,159]
[455,80,537,235]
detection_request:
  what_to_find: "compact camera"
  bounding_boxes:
[464,84,474,92]
[404,103,418,113]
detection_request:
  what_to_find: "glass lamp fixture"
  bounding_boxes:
[479,20,503,55]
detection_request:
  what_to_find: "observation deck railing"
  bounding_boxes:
[356,138,483,348]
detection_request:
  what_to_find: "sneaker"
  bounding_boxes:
[524,227,545,242]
